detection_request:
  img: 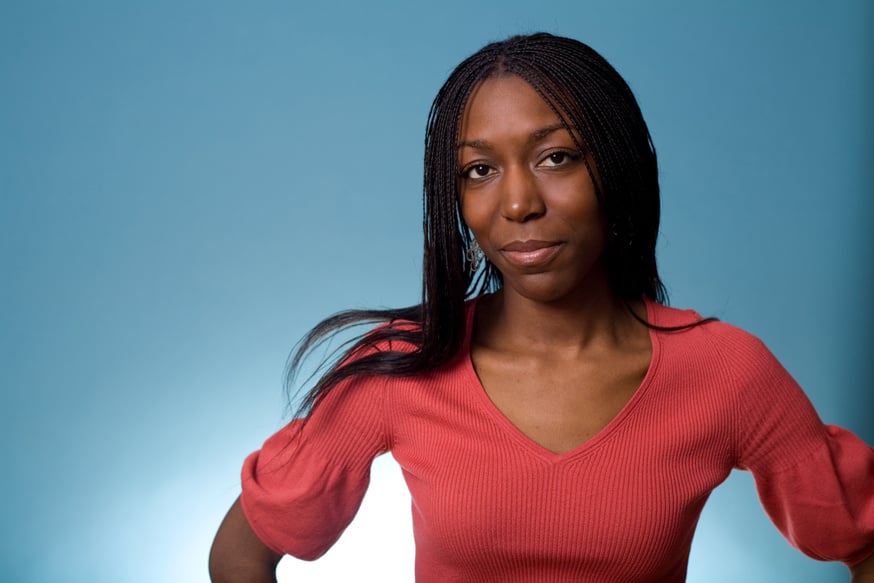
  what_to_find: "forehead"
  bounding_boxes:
[459,75,565,142]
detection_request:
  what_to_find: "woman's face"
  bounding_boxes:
[457,74,610,304]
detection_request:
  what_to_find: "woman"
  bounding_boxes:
[210,33,874,582]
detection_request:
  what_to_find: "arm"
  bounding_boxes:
[851,553,874,583]
[209,496,283,583]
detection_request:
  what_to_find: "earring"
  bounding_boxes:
[465,240,484,272]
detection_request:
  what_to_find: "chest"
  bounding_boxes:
[389,358,736,582]
[470,346,650,455]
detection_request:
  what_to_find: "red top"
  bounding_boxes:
[241,299,874,582]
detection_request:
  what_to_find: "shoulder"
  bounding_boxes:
[645,299,706,329]
[647,301,762,346]
[647,300,789,385]
[349,317,423,358]
[648,302,826,468]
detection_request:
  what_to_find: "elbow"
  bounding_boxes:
[209,496,283,582]
[207,548,227,583]
[207,543,231,583]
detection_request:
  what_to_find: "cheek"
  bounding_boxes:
[549,178,603,228]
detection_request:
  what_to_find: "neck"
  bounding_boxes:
[478,285,646,355]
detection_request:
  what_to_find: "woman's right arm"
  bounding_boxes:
[209,496,284,583]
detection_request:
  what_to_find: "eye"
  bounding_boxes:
[539,151,579,168]
[461,164,495,180]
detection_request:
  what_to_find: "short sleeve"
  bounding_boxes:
[728,333,874,566]
[239,372,389,560]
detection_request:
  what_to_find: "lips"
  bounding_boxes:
[502,240,557,252]
[499,240,562,268]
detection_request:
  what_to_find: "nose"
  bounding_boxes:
[501,164,545,222]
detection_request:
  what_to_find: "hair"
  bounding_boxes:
[287,32,671,417]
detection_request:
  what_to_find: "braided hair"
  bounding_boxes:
[288,32,667,417]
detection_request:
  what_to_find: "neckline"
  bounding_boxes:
[460,295,663,464]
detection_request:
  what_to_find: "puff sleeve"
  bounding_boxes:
[731,335,874,566]
[239,371,390,560]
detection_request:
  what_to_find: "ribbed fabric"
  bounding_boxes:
[241,299,874,582]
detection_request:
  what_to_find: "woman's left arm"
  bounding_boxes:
[851,553,874,583]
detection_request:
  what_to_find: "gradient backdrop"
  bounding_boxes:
[1,1,871,582]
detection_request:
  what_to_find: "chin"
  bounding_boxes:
[500,268,613,306]
[504,278,587,305]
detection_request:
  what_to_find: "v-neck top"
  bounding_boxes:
[241,299,874,582]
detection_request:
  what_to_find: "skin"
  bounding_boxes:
[209,496,282,583]
[457,74,651,455]
[852,554,874,582]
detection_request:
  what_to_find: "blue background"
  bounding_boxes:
[1,1,871,581]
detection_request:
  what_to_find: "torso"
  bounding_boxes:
[390,298,738,582]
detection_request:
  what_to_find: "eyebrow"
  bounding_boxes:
[457,123,567,149]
